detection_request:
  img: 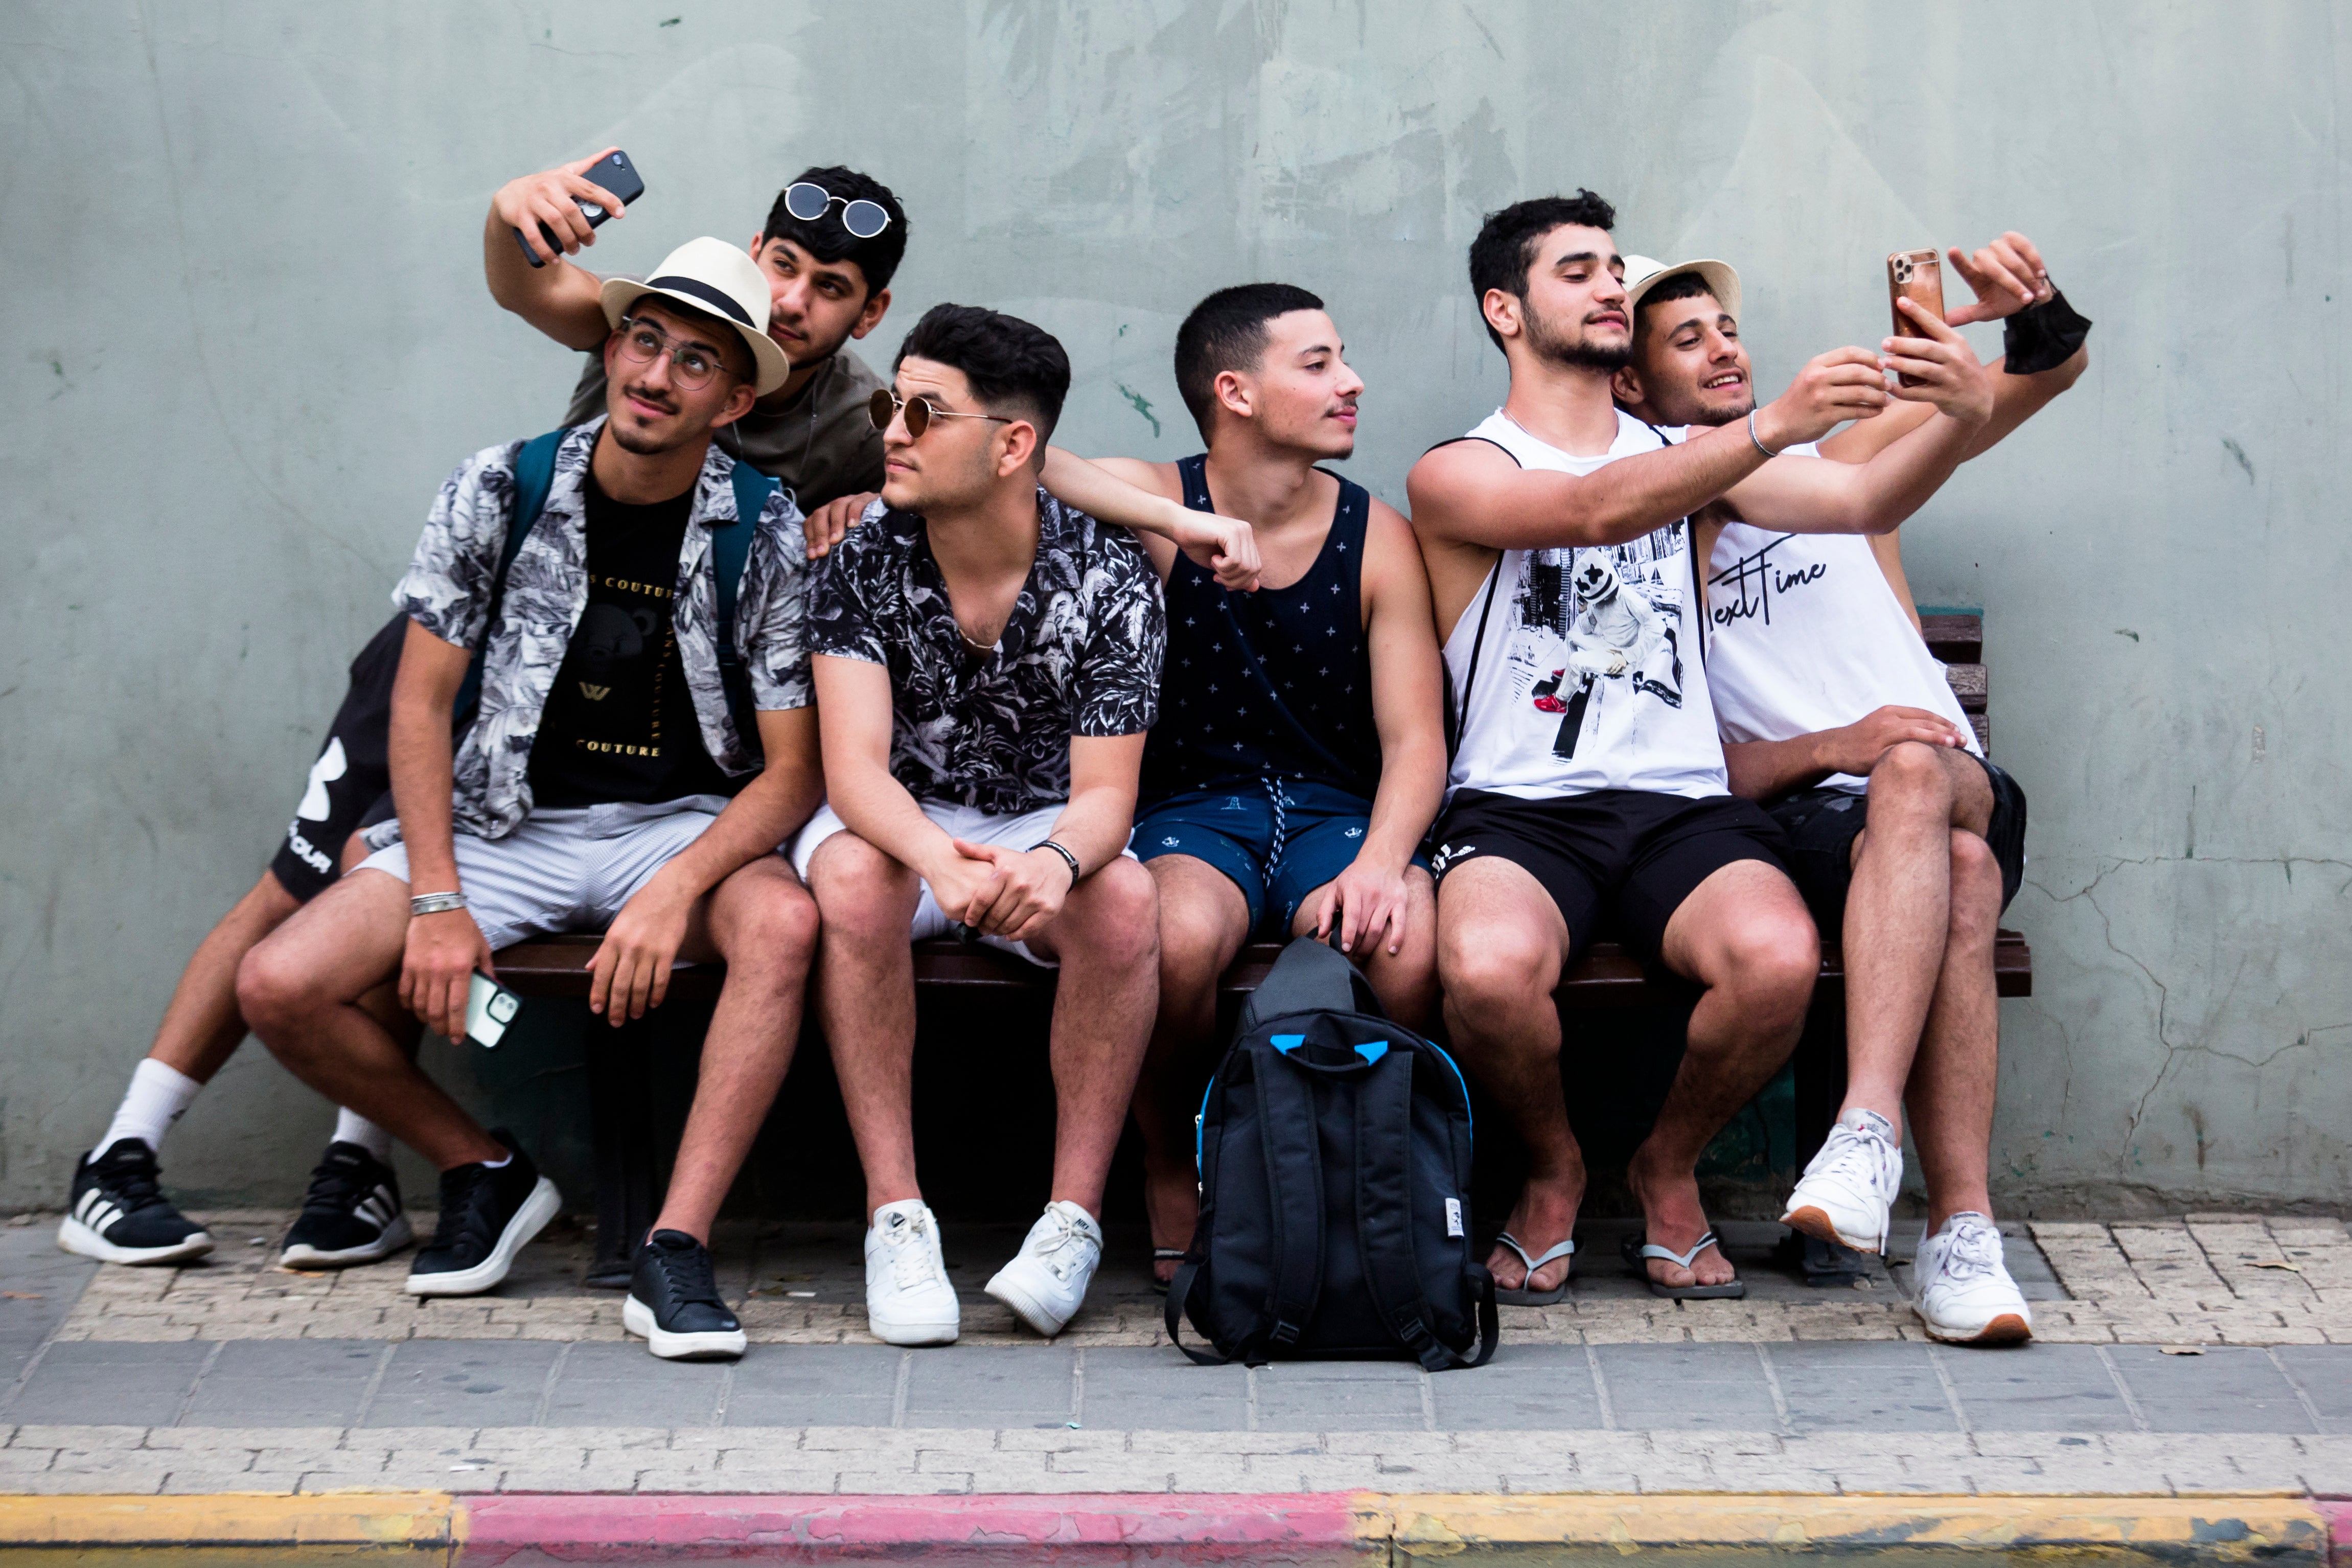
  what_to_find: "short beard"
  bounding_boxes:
[1526,299,1631,374]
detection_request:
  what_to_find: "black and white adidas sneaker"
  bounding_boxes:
[280,1141,413,1269]
[58,1139,215,1265]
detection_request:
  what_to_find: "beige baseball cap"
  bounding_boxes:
[599,237,790,396]
[1622,255,1743,327]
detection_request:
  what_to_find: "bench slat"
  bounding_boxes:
[493,931,2032,1004]
[1920,613,1982,663]
[1944,661,1988,712]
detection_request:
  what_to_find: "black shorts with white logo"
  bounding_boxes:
[1765,754,2027,934]
[266,615,403,903]
[1428,787,1793,963]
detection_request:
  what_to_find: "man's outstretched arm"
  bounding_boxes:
[1406,347,1892,552]
[482,149,631,351]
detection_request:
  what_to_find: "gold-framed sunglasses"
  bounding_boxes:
[868,388,1016,440]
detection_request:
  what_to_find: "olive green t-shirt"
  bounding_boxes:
[562,338,887,511]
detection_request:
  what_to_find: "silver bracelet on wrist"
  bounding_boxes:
[409,891,469,917]
[1747,408,1780,459]
[1035,840,1082,887]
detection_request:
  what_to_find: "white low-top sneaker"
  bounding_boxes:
[985,1200,1102,1338]
[1782,1108,1903,1253]
[1911,1211,2034,1345]
[864,1199,960,1347]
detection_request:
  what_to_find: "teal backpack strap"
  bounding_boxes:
[454,428,569,725]
[711,462,781,756]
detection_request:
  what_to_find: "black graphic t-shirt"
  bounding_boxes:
[806,489,1165,814]
[529,475,736,808]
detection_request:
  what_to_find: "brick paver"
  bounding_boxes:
[35,1213,2351,1348]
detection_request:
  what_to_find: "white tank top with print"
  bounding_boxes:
[1703,444,1979,792]
[1443,409,1730,803]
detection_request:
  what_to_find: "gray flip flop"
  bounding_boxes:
[1493,1231,1576,1305]
[1622,1228,1747,1300]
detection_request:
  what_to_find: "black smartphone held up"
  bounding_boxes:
[516,149,645,267]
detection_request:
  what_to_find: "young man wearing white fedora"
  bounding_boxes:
[240,239,825,1363]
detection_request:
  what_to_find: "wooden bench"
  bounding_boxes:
[494,612,2025,1286]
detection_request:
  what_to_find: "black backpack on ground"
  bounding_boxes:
[1166,937,1497,1370]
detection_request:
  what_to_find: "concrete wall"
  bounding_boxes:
[3,1,2345,1213]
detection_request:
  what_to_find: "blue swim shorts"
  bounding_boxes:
[1133,778,1429,937]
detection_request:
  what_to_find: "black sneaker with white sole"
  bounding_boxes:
[280,1141,413,1269]
[623,1229,746,1361]
[57,1139,215,1266]
[402,1131,560,1297]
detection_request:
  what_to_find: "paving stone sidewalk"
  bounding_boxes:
[27,1211,2352,1348]
[6,1215,2349,1501]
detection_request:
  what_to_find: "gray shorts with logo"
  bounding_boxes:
[357,796,732,950]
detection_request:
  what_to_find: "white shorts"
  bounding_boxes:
[790,799,1134,970]
[358,796,729,950]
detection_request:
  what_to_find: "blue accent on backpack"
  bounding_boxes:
[1167,936,1496,1371]
[449,428,777,754]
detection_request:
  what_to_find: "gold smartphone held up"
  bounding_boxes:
[1886,248,1945,388]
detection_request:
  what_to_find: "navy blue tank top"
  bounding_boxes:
[1141,454,1382,800]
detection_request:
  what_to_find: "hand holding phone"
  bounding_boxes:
[511,150,646,268]
[1885,249,1946,388]
[465,972,523,1048]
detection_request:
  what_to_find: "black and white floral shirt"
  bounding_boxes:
[807,489,1164,814]
[394,417,812,839]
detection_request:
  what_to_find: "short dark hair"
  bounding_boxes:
[1171,283,1327,441]
[1467,191,1619,353]
[894,303,1071,443]
[1634,269,1718,336]
[761,165,909,296]
[622,294,757,384]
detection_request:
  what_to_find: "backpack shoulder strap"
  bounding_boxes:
[1251,1049,1328,1355]
[454,428,568,724]
[1353,1053,1497,1370]
[710,461,780,750]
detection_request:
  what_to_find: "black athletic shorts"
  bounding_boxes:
[1765,754,2027,933]
[266,615,404,903]
[1428,787,1793,963]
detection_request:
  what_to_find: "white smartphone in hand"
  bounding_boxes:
[465,973,522,1049]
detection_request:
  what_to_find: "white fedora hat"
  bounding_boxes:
[600,237,790,396]
[1622,255,1743,326]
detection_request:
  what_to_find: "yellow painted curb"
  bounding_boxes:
[1379,1493,2333,1560]
[0,1491,457,1547]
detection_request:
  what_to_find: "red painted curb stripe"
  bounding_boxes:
[456,1491,1372,1564]
[2316,1498,2350,1568]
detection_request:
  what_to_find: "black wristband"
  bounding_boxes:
[1036,839,1082,888]
[2002,288,2093,376]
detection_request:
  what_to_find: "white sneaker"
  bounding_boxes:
[1912,1211,2034,1345]
[985,1200,1102,1338]
[863,1199,960,1347]
[1782,1108,1902,1253]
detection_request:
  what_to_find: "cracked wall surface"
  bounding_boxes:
[3,2,2346,1209]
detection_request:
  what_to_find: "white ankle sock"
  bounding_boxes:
[96,1059,203,1161]
[479,1151,513,1169]
[331,1109,394,1162]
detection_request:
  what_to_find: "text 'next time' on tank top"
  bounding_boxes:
[1703,443,1980,793]
[1140,454,1383,801]
[1442,409,1730,803]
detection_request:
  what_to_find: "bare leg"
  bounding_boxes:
[1433,858,1578,1296]
[1839,744,1995,1126]
[1133,856,1250,1280]
[1289,867,1441,1031]
[805,835,924,1220]
[148,873,302,1082]
[237,869,504,1171]
[650,857,820,1243]
[1634,860,1819,1289]
[1023,857,1160,1217]
[1905,829,2005,1230]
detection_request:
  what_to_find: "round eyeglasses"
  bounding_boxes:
[784,181,892,240]
[614,315,738,390]
[868,388,1015,440]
